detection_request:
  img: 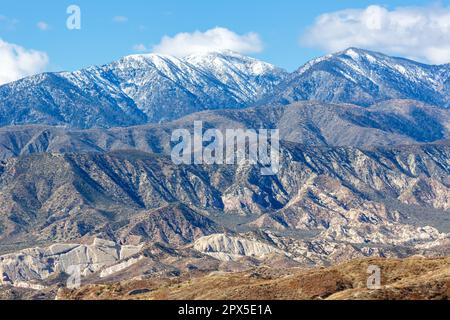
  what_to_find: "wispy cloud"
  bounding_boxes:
[132,43,147,52]
[37,21,50,31]
[0,38,49,85]
[0,15,19,31]
[302,4,450,64]
[153,27,263,57]
[113,16,128,23]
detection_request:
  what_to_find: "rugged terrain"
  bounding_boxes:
[0,141,448,291]
[0,48,449,300]
[0,51,286,128]
[0,48,449,129]
[47,256,450,300]
[265,48,450,108]
[0,99,448,160]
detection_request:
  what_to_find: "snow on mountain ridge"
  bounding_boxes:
[0,48,449,128]
[268,47,450,108]
[98,50,288,121]
[329,48,443,84]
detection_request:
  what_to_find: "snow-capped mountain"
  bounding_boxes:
[266,48,450,108]
[0,71,148,129]
[0,48,449,295]
[0,48,449,129]
[0,51,287,128]
[103,50,287,122]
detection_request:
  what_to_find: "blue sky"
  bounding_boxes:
[1,0,450,82]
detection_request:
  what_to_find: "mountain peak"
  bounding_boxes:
[184,50,284,77]
[123,50,248,63]
[270,48,450,108]
[185,49,244,58]
[121,52,182,64]
[340,47,371,59]
[341,47,373,55]
[99,49,288,123]
[119,50,282,76]
[1,47,449,129]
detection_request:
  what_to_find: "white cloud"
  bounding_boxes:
[37,21,50,31]
[132,43,147,52]
[113,16,128,23]
[302,5,450,64]
[0,39,49,85]
[152,27,263,57]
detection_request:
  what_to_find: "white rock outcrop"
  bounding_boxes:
[0,238,143,288]
[193,234,285,262]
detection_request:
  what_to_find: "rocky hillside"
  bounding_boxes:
[0,48,449,300]
[0,142,448,276]
[55,255,450,300]
[0,99,449,160]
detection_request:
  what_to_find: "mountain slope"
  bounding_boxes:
[0,142,448,255]
[266,48,450,108]
[0,99,448,160]
[56,255,450,300]
[106,50,287,122]
[0,142,448,290]
[2,48,450,129]
[0,51,287,128]
[0,71,148,129]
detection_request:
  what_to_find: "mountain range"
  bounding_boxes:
[0,50,286,128]
[0,48,449,129]
[0,99,447,161]
[265,48,450,108]
[0,48,449,298]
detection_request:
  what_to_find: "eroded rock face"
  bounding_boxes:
[0,238,142,287]
[0,143,448,264]
[117,204,219,246]
[0,48,449,298]
[193,234,285,262]
[0,142,448,292]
